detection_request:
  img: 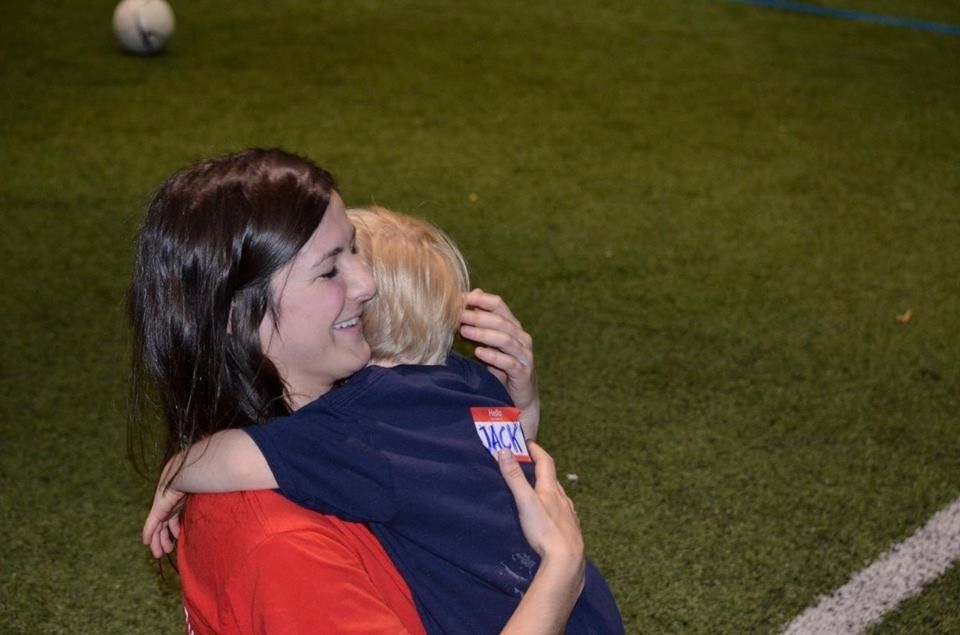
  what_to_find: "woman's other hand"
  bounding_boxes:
[497,441,585,634]
[460,289,540,439]
[497,442,585,592]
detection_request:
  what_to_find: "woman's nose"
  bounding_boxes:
[349,256,377,303]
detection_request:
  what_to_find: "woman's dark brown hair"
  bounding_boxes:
[128,148,335,474]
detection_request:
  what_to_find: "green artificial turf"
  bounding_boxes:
[2,1,958,632]
[869,562,960,634]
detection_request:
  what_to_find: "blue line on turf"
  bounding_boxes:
[720,0,960,36]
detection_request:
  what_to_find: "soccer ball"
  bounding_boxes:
[113,0,175,55]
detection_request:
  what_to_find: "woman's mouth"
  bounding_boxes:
[333,316,360,330]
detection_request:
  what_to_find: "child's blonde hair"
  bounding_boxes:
[348,206,470,366]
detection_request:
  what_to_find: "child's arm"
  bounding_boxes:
[171,429,277,492]
[144,412,398,558]
[142,429,277,558]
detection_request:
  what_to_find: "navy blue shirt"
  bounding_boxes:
[246,353,624,634]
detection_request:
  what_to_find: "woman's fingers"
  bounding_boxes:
[463,288,521,326]
[473,346,530,380]
[460,290,533,362]
[460,307,532,349]
[461,330,533,383]
[461,300,535,388]
[460,318,530,356]
[169,514,181,540]
[499,442,584,562]
[149,520,178,558]
[527,441,555,483]
[497,448,534,504]
[159,522,176,554]
[461,290,531,346]
[142,513,160,545]
[145,511,180,558]
[150,528,164,559]
[528,442,580,526]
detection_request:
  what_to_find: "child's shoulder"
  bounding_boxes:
[440,352,511,403]
[442,351,492,381]
[397,352,499,390]
[311,353,509,412]
[443,350,478,371]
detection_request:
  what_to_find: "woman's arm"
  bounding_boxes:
[460,289,541,440]
[142,430,276,558]
[498,442,586,635]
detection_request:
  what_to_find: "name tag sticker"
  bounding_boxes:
[470,407,531,462]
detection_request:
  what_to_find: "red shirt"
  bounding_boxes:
[177,491,426,634]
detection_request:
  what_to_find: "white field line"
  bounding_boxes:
[782,496,960,635]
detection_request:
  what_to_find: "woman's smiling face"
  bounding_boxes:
[258,191,377,408]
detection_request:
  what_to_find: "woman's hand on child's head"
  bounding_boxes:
[460,289,540,438]
[497,442,585,592]
[142,456,187,558]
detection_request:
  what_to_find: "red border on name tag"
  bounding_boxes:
[470,407,531,462]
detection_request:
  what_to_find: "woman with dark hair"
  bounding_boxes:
[129,149,586,634]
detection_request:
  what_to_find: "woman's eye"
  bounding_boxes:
[319,267,338,279]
